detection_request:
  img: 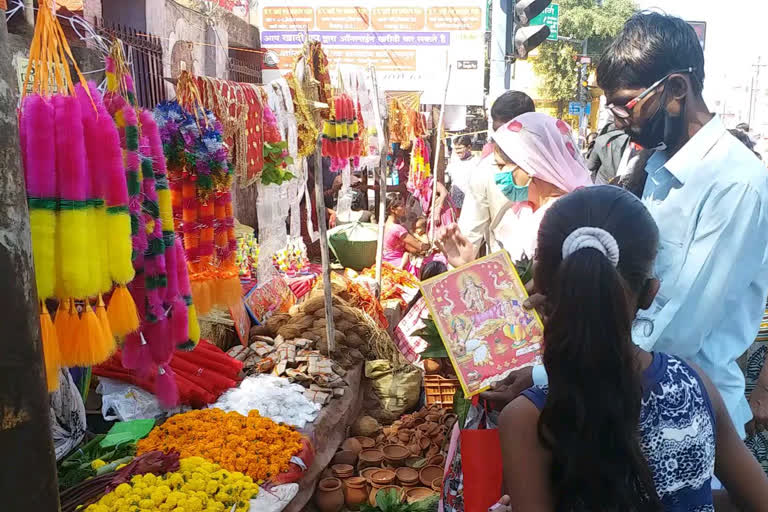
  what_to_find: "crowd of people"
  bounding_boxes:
[425,11,768,512]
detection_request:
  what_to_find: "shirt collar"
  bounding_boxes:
[659,114,725,183]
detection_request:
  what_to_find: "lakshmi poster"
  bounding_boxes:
[420,251,543,397]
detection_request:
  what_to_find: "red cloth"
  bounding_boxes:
[93,340,241,407]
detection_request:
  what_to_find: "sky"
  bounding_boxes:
[636,0,768,130]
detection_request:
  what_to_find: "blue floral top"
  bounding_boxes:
[522,353,716,511]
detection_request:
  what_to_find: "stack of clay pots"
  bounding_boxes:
[315,405,457,510]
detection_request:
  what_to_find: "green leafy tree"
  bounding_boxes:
[531,0,636,116]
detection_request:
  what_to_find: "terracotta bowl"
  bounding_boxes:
[419,465,444,488]
[359,449,384,464]
[383,444,410,467]
[370,469,396,486]
[431,477,443,492]
[361,467,380,483]
[395,466,420,486]
[405,487,437,504]
[428,454,445,467]
[355,436,376,449]
[332,463,355,478]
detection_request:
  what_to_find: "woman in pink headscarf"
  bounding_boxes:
[440,112,592,266]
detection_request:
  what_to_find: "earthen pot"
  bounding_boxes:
[370,468,396,486]
[332,450,358,467]
[419,465,444,488]
[332,463,355,480]
[383,444,410,468]
[419,437,431,451]
[355,436,376,449]
[425,413,440,423]
[369,485,403,506]
[358,449,384,470]
[342,437,363,455]
[396,466,420,487]
[316,477,345,512]
[442,413,458,428]
[405,487,437,504]
[426,443,440,458]
[432,478,443,492]
[343,476,369,511]
[397,430,411,443]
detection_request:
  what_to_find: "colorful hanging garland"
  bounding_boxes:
[408,138,432,194]
[155,81,241,317]
[101,45,200,406]
[18,3,139,391]
[321,93,361,171]
[260,90,295,186]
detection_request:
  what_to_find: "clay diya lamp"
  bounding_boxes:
[315,477,345,512]
[419,437,431,452]
[419,465,444,488]
[397,429,412,443]
[395,466,420,488]
[432,478,443,493]
[383,444,410,468]
[426,443,440,458]
[343,476,369,511]
[355,436,376,449]
[405,487,437,504]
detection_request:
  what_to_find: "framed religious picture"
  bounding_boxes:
[229,298,251,347]
[420,251,544,397]
[244,274,296,324]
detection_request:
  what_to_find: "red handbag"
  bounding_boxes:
[460,401,504,512]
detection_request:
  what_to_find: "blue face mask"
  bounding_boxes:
[495,172,531,203]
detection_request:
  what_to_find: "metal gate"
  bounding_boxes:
[95,19,167,109]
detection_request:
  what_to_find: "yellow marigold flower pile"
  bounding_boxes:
[84,456,258,512]
[137,409,303,482]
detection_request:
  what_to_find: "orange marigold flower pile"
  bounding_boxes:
[136,408,303,482]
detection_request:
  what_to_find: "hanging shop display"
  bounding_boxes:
[154,75,241,317]
[101,46,199,407]
[18,3,138,390]
[321,93,362,172]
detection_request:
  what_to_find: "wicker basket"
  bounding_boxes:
[424,375,459,410]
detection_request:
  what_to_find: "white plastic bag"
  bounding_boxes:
[97,378,166,422]
[249,483,298,512]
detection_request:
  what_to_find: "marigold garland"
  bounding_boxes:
[84,456,259,512]
[137,409,303,482]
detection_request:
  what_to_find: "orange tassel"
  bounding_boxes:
[40,302,60,392]
[73,303,110,366]
[56,299,81,366]
[107,284,139,336]
[95,294,116,359]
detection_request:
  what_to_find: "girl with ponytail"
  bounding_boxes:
[498,186,768,511]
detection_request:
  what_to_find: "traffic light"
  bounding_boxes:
[512,0,552,60]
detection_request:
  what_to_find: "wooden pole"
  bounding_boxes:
[429,64,452,242]
[313,141,336,353]
[0,10,60,510]
[370,67,389,297]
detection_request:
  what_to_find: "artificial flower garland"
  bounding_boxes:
[321,93,361,171]
[154,99,241,315]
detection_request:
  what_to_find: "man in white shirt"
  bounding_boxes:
[445,135,477,210]
[458,91,535,254]
[486,12,768,439]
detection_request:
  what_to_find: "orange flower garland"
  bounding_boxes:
[136,408,303,482]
